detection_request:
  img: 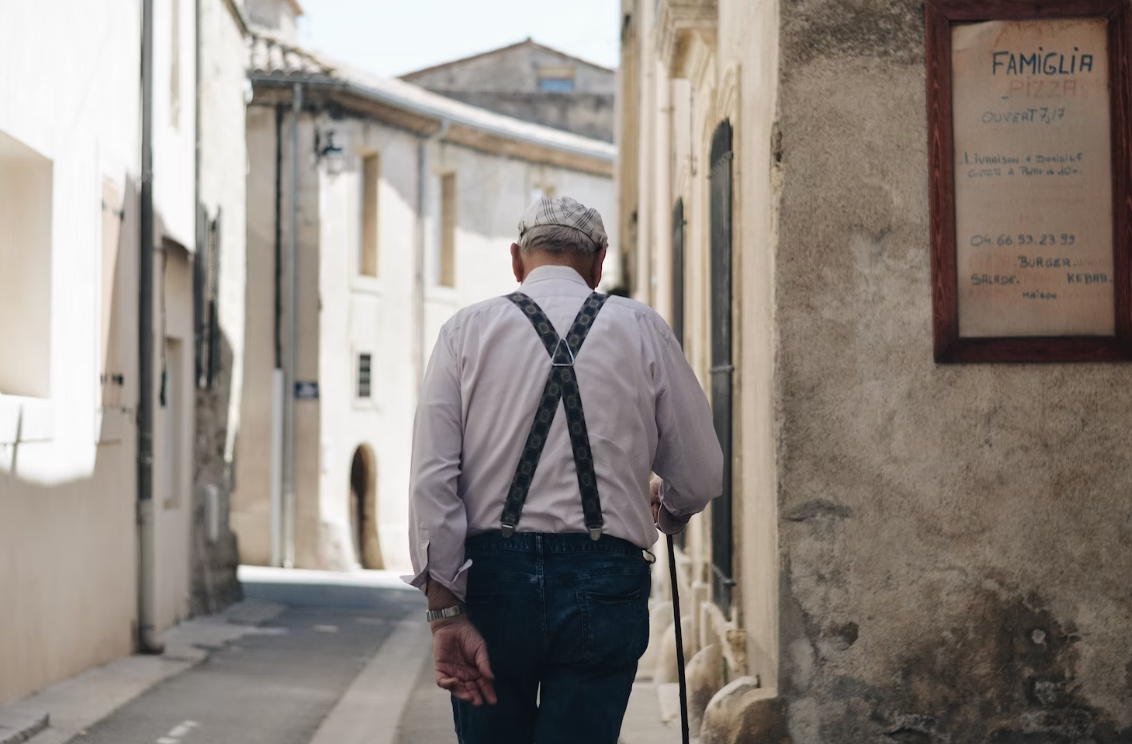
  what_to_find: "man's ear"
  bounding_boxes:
[590,247,607,289]
[511,243,524,284]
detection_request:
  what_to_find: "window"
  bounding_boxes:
[162,338,185,508]
[539,78,575,92]
[170,0,181,128]
[194,207,221,390]
[0,130,53,398]
[357,353,372,399]
[439,173,457,287]
[359,154,379,277]
[538,65,576,93]
[709,120,735,614]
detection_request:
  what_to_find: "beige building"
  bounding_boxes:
[231,9,618,575]
[0,0,244,703]
[621,0,1132,741]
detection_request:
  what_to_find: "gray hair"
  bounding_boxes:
[519,224,601,257]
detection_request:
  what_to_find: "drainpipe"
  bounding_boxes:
[269,104,284,568]
[414,120,450,390]
[282,83,302,568]
[137,0,163,654]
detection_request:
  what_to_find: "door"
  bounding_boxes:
[671,198,687,550]
[709,121,735,614]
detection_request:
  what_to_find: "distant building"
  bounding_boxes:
[232,16,618,573]
[401,39,616,143]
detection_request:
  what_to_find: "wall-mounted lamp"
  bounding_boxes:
[316,127,347,176]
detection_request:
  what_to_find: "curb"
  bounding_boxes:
[8,599,285,744]
[0,708,48,744]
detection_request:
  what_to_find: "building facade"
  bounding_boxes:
[620,0,1132,741]
[231,15,619,575]
[192,0,252,615]
[402,39,617,143]
[0,0,246,703]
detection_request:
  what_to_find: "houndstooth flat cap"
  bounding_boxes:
[518,196,609,251]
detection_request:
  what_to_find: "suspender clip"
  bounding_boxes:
[588,526,602,541]
[550,338,576,368]
[501,523,516,538]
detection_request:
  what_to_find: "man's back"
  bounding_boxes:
[407,196,720,744]
[456,266,698,541]
[409,265,722,599]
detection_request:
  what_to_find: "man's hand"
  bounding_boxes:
[650,475,663,526]
[432,617,497,706]
[651,475,690,534]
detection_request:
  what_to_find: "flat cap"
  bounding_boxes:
[518,196,608,251]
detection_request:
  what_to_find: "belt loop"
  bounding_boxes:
[535,533,543,555]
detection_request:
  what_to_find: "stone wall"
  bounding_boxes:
[404,42,616,141]
[774,0,1132,740]
[191,0,249,614]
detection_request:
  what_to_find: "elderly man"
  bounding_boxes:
[406,196,722,744]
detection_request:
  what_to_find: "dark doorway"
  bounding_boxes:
[709,120,735,615]
[349,445,383,569]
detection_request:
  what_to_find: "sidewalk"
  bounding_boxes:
[0,597,287,744]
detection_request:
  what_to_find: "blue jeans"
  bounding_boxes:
[451,532,652,744]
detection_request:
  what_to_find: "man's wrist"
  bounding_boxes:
[425,605,466,622]
[658,504,691,534]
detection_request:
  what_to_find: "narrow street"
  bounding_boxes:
[39,572,437,744]
[19,571,672,744]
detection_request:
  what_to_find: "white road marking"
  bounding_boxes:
[313,625,339,633]
[155,719,200,744]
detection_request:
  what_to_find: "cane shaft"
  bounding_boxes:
[667,534,690,744]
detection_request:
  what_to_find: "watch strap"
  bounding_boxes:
[426,605,466,622]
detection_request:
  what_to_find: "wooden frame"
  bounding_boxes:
[927,0,1132,362]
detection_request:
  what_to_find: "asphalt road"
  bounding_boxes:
[71,577,425,744]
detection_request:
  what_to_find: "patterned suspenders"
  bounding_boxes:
[501,291,609,540]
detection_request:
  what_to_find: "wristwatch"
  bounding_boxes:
[426,605,466,622]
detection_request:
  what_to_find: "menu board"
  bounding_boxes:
[952,19,1114,337]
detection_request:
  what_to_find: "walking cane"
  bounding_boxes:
[666,535,691,744]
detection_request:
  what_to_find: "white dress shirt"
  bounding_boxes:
[405,265,723,600]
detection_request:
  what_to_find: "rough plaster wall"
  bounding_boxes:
[191,0,247,614]
[717,0,781,690]
[774,1,1132,741]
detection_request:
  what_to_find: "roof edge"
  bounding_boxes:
[248,72,615,164]
[399,38,616,80]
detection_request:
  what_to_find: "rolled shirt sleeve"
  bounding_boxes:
[402,326,472,601]
[651,321,724,524]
